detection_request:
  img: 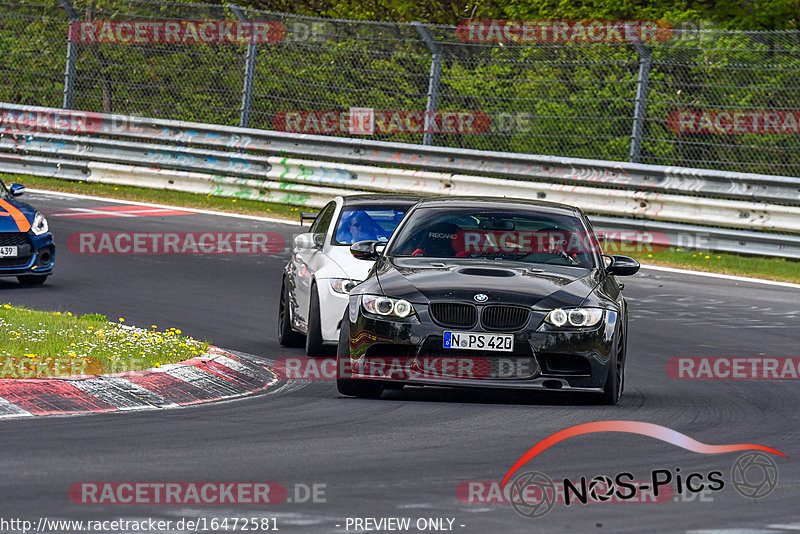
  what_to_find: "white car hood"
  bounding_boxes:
[325,245,375,281]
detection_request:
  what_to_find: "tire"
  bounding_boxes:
[17,275,48,286]
[305,282,327,356]
[336,314,383,399]
[278,276,304,348]
[599,327,625,405]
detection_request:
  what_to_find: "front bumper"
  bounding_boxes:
[345,300,618,392]
[318,279,356,344]
[0,231,55,277]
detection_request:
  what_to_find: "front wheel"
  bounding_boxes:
[336,314,384,399]
[17,275,48,286]
[278,277,304,348]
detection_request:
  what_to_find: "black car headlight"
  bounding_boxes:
[544,307,604,328]
[31,212,49,236]
[362,295,415,318]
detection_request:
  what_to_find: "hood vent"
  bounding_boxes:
[456,267,516,278]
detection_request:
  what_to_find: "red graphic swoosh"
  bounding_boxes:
[501,420,785,486]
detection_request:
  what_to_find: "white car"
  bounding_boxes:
[278,194,421,355]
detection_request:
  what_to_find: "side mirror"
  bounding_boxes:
[350,240,381,261]
[9,184,24,196]
[294,233,324,249]
[604,255,640,276]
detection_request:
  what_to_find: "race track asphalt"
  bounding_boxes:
[1,191,798,534]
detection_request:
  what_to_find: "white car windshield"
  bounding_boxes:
[333,207,408,245]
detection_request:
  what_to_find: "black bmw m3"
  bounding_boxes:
[336,197,640,404]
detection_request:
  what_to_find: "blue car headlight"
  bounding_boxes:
[31,212,49,236]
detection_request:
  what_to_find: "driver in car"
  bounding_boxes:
[342,211,384,244]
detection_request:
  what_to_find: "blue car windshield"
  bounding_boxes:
[333,207,408,245]
[0,180,7,199]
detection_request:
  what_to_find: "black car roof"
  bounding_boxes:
[410,196,584,216]
[341,194,422,207]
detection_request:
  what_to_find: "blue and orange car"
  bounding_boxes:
[0,179,54,285]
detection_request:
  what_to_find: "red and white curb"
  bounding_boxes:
[0,348,277,418]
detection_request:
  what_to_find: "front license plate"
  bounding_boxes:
[443,331,514,352]
[0,246,18,258]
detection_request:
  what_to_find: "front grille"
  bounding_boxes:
[481,305,531,331]
[429,302,477,328]
[0,233,29,247]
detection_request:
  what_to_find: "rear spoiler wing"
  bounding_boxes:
[300,212,318,226]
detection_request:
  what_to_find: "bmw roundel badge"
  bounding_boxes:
[473,293,488,302]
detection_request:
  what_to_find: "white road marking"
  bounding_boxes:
[69,376,174,410]
[29,188,301,226]
[213,354,266,380]
[641,264,800,290]
[0,396,32,418]
[768,525,800,531]
[165,366,248,397]
[91,376,178,408]
[49,207,188,217]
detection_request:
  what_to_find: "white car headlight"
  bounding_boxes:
[362,295,415,318]
[545,307,604,327]
[330,279,358,294]
[31,212,49,236]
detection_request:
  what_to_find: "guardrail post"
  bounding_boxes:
[57,0,79,110]
[228,3,257,128]
[629,43,651,163]
[413,22,442,147]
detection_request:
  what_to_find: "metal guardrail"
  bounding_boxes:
[1,102,799,258]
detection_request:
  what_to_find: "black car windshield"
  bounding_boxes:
[387,207,598,267]
[332,206,409,245]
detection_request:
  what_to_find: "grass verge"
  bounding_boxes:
[0,304,209,379]
[626,248,800,284]
[4,173,800,284]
